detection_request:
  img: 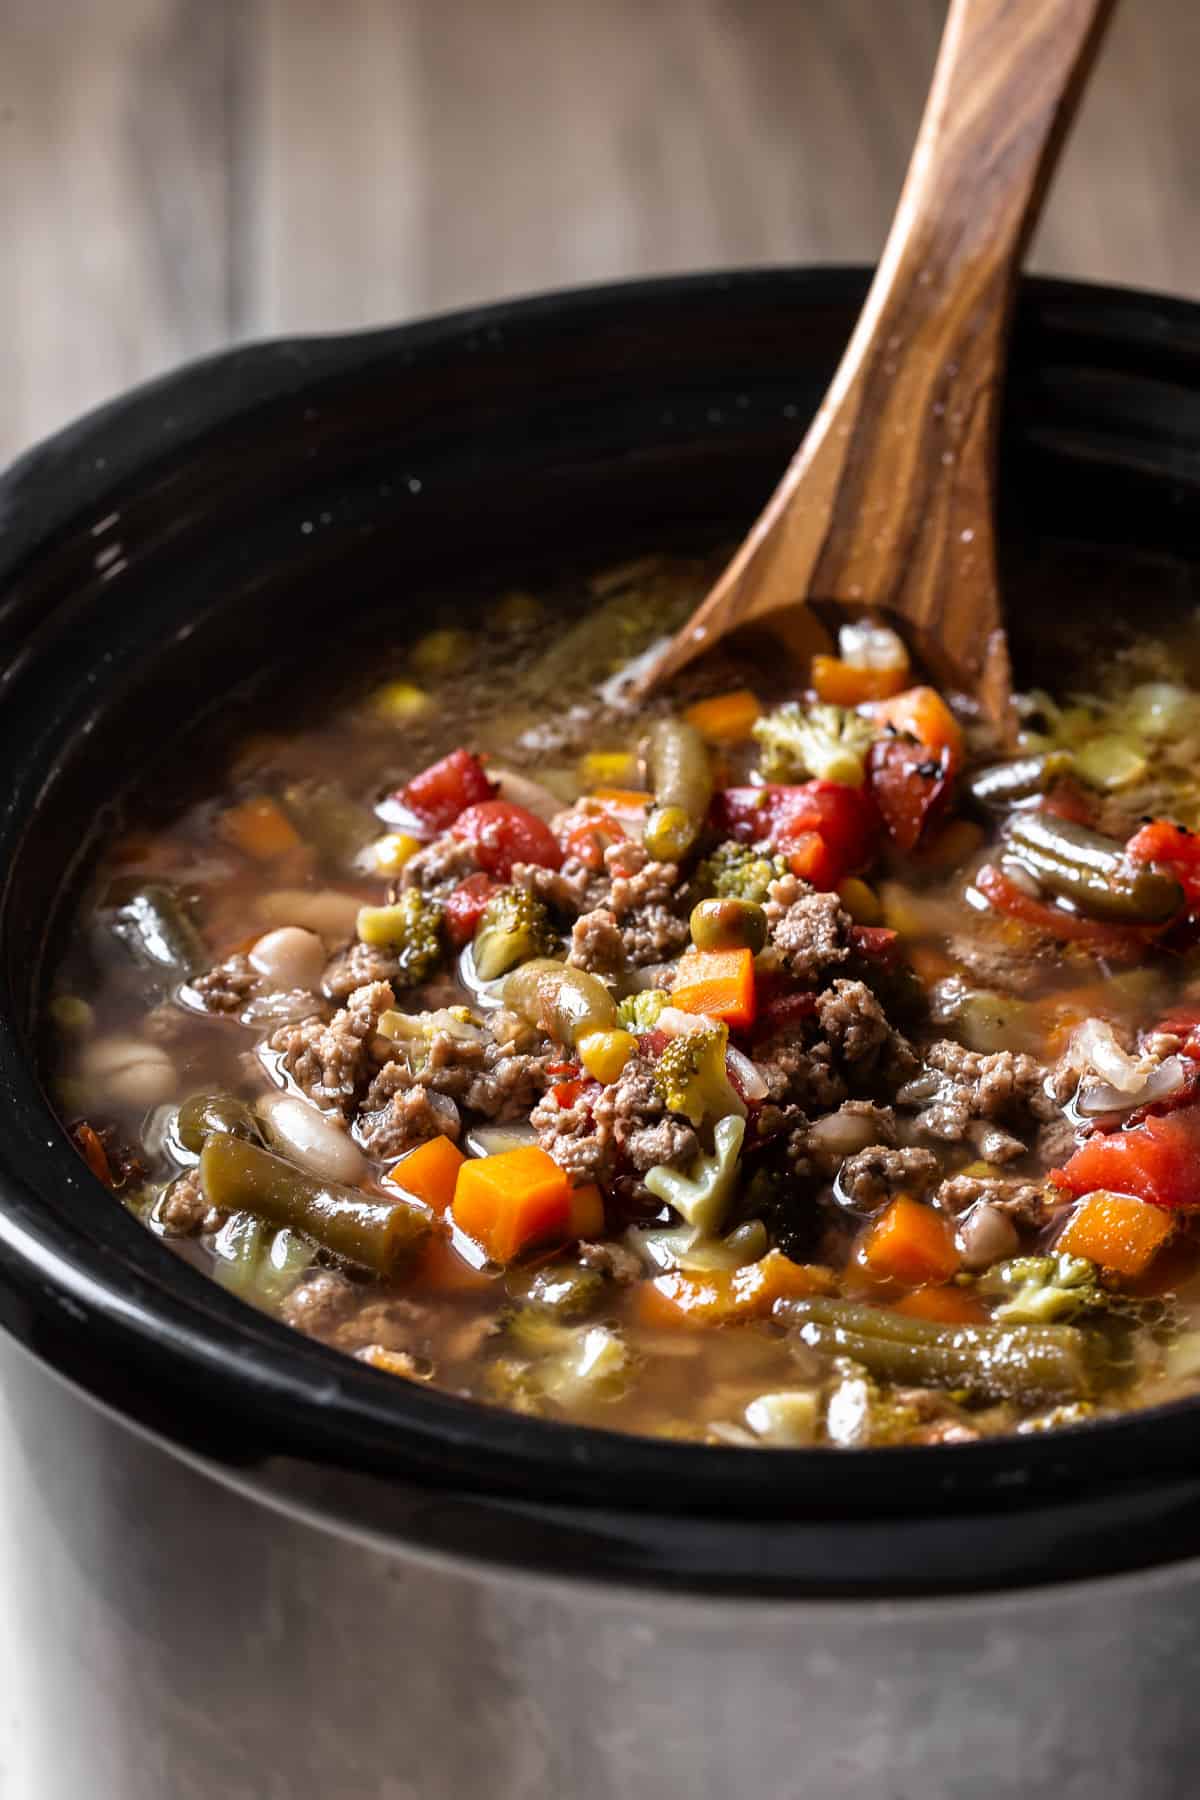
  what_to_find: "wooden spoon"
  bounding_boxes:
[640,0,1116,722]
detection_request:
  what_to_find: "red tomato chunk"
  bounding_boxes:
[451,800,563,879]
[1055,1106,1200,1211]
[401,748,496,831]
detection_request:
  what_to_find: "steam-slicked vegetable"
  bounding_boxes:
[978,1254,1106,1324]
[645,1113,746,1234]
[696,841,789,904]
[651,1024,743,1129]
[643,718,712,862]
[176,1091,262,1155]
[1002,812,1183,925]
[199,1136,429,1274]
[504,959,617,1047]
[471,887,556,982]
[212,1213,316,1308]
[689,897,767,955]
[356,889,444,980]
[752,702,875,787]
[104,880,207,977]
[780,1297,1095,1401]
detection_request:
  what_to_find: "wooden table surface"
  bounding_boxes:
[3,0,1198,467]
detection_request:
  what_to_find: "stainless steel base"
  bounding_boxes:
[0,1331,1195,1800]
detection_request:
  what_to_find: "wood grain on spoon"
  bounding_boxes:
[641,0,1117,722]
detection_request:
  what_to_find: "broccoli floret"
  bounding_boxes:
[752,702,875,786]
[645,1113,746,1234]
[617,989,669,1033]
[471,886,556,981]
[697,840,789,904]
[652,1023,744,1128]
[978,1253,1105,1324]
[355,889,444,982]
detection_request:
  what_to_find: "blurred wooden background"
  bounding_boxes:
[3,0,1198,467]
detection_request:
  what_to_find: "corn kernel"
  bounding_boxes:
[409,628,470,675]
[369,832,421,875]
[578,750,637,789]
[837,877,882,925]
[371,680,429,722]
[577,1028,636,1084]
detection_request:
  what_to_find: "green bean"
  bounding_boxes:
[199,1136,429,1275]
[176,1091,262,1156]
[103,879,207,977]
[779,1296,1094,1401]
[644,718,712,862]
[506,1262,604,1319]
[690,897,767,954]
[966,753,1072,813]
[1002,812,1184,925]
[504,959,617,1047]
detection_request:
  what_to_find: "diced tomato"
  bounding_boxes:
[400,748,496,831]
[557,806,628,872]
[974,863,1155,959]
[443,872,501,946]
[451,800,563,879]
[713,780,877,888]
[1054,1105,1200,1211]
[866,735,952,853]
[752,990,818,1043]
[849,923,901,969]
[1126,820,1200,910]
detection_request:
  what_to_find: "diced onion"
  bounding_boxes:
[725,1045,768,1102]
[1064,1018,1154,1092]
[1076,1055,1189,1118]
[467,1121,538,1157]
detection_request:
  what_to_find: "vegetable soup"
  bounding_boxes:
[47,556,1200,1447]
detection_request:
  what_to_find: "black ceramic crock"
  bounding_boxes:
[2,269,1200,1798]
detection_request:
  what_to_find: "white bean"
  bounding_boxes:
[249,926,326,992]
[258,1092,366,1185]
[255,888,360,939]
[80,1036,177,1108]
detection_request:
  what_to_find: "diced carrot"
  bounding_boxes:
[451,1146,572,1264]
[567,1182,605,1239]
[387,1135,465,1215]
[218,796,304,861]
[1057,1190,1175,1278]
[591,787,651,816]
[633,1251,835,1329]
[871,685,964,769]
[683,688,762,743]
[811,655,907,706]
[671,947,756,1029]
[895,1285,986,1325]
[786,831,842,890]
[412,1230,498,1295]
[72,1122,113,1189]
[861,1196,960,1287]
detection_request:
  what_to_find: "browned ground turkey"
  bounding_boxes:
[270,979,394,1115]
[190,953,262,1014]
[837,1145,941,1210]
[764,877,853,986]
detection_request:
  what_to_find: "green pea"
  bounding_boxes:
[689,897,767,954]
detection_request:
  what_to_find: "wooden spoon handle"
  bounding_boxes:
[651,0,1115,700]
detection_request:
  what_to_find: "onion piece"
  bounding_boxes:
[467,1121,538,1157]
[838,620,908,673]
[1075,1054,1189,1118]
[1062,1018,1146,1091]
[725,1045,768,1103]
